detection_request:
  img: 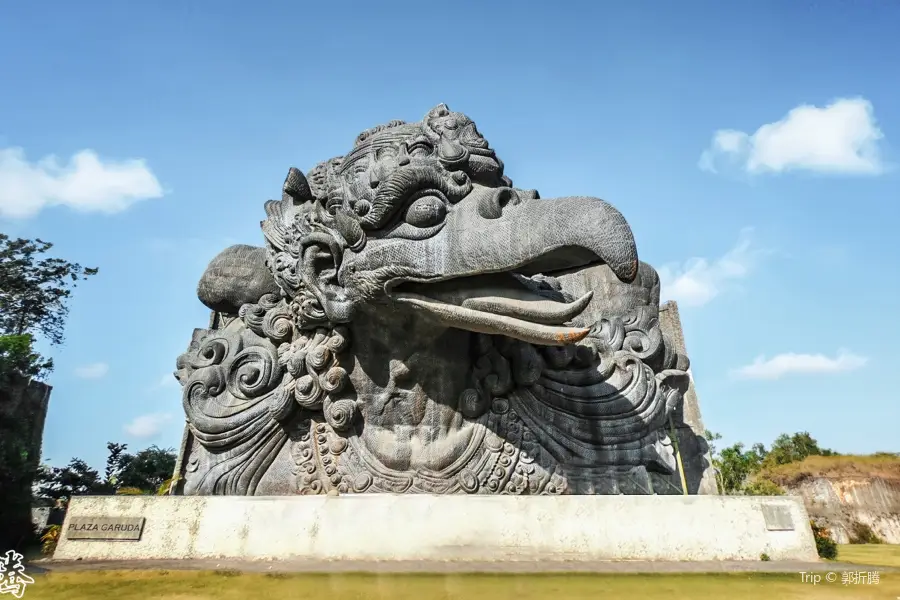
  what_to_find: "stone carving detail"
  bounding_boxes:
[175,104,694,496]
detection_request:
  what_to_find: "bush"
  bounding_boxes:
[156,476,180,495]
[848,520,883,544]
[760,553,771,561]
[742,477,785,496]
[810,520,838,560]
[115,487,149,495]
[41,525,61,556]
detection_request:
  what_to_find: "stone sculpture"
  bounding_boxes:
[174,104,696,496]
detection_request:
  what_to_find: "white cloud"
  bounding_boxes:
[124,413,172,439]
[0,146,164,219]
[658,228,760,307]
[699,97,885,175]
[73,362,109,379]
[732,350,868,380]
[154,373,179,389]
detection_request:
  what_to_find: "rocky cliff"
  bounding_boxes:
[789,477,900,544]
[767,455,900,544]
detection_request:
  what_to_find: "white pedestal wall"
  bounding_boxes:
[53,494,819,562]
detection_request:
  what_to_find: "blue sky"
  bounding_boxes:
[1,1,897,470]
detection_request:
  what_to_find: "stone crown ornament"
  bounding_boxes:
[175,104,692,496]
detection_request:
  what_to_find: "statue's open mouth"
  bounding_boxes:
[388,265,597,347]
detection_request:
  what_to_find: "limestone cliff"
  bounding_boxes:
[788,477,900,544]
[765,455,900,544]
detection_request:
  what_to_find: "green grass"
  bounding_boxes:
[21,571,900,600]
[838,543,900,568]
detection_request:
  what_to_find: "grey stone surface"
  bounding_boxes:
[31,507,50,532]
[0,374,51,473]
[31,507,65,532]
[174,105,708,496]
[1,374,52,547]
[658,301,719,495]
[761,504,795,531]
[792,476,900,543]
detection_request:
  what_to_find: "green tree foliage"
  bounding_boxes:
[0,234,97,551]
[704,430,836,495]
[0,234,98,342]
[762,432,837,468]
[35,443,177,501]
[811,521,838,559]
[117,445,177,492]
[848,521,883,544]
[742,477,785,496]
[0,334,53,382]
[719,442,768,493]
[34,458,107,501]
[103,442,129,486]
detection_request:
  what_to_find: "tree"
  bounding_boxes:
[717,442,767,494]
[0,234,97,378]
[762,432,837,468]
[705,430,838,495]
[104,442,129,485]
[0,235,98,551]
[34,443,177,502]
[704,430,726,494]
[34,458,106,501]
[0,334,53,383]
[117,445,177,492]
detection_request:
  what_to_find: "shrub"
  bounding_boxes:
[810,520,838,560]
[742,477,785,496]
[848,520,883,544]
[156,476,180,495]
[115,487,149,495]
[41,525,61,556]
[760,553,771,561]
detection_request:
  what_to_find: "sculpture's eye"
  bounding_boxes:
[405,194,446,228]
[407,141,434,158]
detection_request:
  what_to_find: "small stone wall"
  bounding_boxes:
[0,374,52,469]
[32,507,66,532]
[0,374,52,549]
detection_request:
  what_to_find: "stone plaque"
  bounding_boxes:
[66,517,145,541]
[761,504,794,531]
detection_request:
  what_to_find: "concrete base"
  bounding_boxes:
[54,495,819,563]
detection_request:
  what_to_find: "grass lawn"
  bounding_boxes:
[21,570,900,600]
[838,543,900,568]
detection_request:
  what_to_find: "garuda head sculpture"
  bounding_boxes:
[175,104,692,496]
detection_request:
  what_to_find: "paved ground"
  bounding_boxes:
[28,558,899,574]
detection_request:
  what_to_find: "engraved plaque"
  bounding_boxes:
[66,517,145,540]
[761,505,794,531]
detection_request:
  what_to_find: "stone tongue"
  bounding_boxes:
[461,290,593,325]
[392,292,591,347]
[397,273,590,325]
